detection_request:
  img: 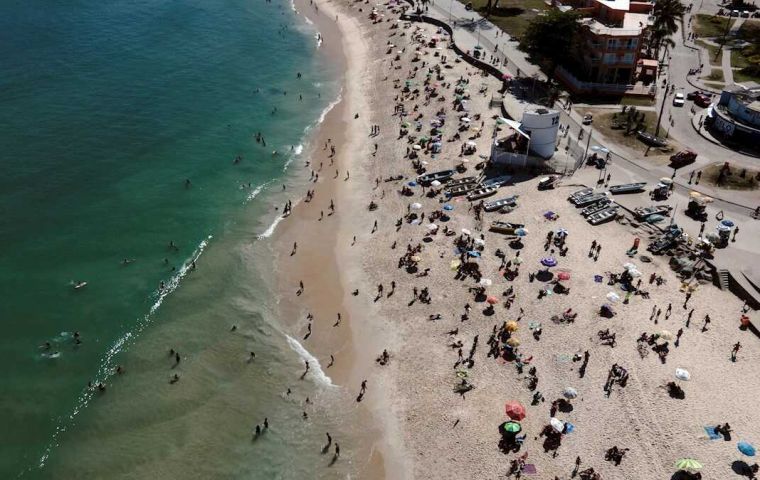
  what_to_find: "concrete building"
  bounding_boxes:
[551,0,655,96]
[491,108,560,167]
[707,82,760,145]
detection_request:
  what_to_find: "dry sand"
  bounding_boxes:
[273,1,760,479]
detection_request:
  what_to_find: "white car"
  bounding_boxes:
[673,93,685,107]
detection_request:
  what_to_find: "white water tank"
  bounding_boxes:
[520,107,560,159]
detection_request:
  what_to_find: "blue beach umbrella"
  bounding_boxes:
[467,251,481,258]
[738,441,756,457]
[515,228,528,236]
[721,219,735,228]
[541,257,558,268]
[443,204,454,211]
[408,181,417,187]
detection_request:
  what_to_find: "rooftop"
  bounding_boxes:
[597,0,630,10]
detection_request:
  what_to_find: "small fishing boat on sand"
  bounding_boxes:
[445,182,481,197]
[489,220,525,234]
[580,199,613,217]
[573,192,607,206]
[467,186,498,201]
[483,195,519,212]
[568,188,592,201]
[634,205,672,220]
[446,176,477,187]
[608,182,646,195]
[481,175,512,188]
[417,169,456,184]
[588,206,619,225]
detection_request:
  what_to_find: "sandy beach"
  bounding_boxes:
[271,1,759,479]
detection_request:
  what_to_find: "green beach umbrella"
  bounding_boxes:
[674,458,703,471]
[502,421,522,433]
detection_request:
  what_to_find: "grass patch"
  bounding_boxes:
[463,0,548,40]
[706,69,725,82]
[734,69,760,83]
[703,81,726,88]
[693,14,733,39]
[696,40,723,66]
[621,96,656,107]
[731,48,752,69]
[581,109,670,152]
[702,163,760,190]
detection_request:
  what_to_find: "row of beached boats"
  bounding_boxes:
[416,170,515,203]
[568,188,619,225]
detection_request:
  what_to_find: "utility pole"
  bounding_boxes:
[654,82,668,138]
[716,15,733,61]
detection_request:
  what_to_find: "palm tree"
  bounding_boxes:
[647,0,686,57]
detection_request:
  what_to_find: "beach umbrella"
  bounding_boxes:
[674,458,703,472]
[541,257,558,268]
[461,117,471,123]
[505,401,526,421]
[431,180,442,187]
[675,368,691,381]
[738,441,756,457]
[721,219,735,227]
[564,422,575,434]
[467,250,481,258]
[658,330,674,340]
[479,278,492,286]
[474,238,485,247]
[442,204,453,211]
[515,228,528,237]
[563,387,578,399]
[486,296,499,305]
[557,271,571,281]
[606,292,621,303]
[502,421,522,433]
[413,144,422,151]
[410,202,422,210]
[506,337,520,347]
[408,181,417,187]
[505,321,519,332]
[550,417,565,433]
[450,259,461,270]
[717,224,731,232]
[513,256,523,265]
[410,255,421,262]
[466,141,477,147]
[427,223,438,231]
[623,262,637,270]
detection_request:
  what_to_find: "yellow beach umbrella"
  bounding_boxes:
[506,337,520,347]
[505,321,519,332]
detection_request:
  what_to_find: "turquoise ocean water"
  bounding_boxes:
[0,0,353,477]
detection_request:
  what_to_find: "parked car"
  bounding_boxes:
[669,150,697,168]
[731,9,740,16]
[686,90,703,100]
[582,113,593,125]
[741,10,750,17]
[694,94,712,107]
[673,92,685,107]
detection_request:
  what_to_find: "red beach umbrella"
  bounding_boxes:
[505,401,526,421]
[486,296,499,305]
[557,271,571,281]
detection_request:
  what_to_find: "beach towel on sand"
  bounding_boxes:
[521,464,537,475]
[704,426,721,440]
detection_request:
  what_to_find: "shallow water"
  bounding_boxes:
[0,0,351,476]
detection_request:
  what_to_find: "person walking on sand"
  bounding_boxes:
[702,314,711,332]
[732,342,742,362]
[333,443,340,461]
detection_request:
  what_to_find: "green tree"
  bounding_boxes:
[520,10,580,75]
[648,0,686,57]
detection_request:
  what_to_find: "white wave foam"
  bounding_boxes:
[293,144,304,155]
[286,335,335,387]
[257,213,286,239]
[317,90,343,125]
[36,236,213,470]
[246,181,270,203]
